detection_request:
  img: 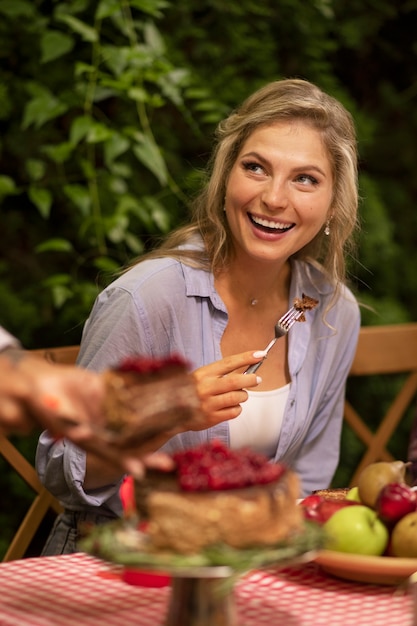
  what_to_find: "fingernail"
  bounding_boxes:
[256,376,262,384]
[253,350,267,358]
[124,459,145,480]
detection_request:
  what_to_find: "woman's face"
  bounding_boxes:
[224,120,334,266]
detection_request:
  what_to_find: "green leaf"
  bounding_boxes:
[51,285,73,308]
[0,0,35,18]
[42,273,71,287]
[70,115,93,146]
[132,134,168,186]
[127,87,147,103]
[25,159,46,182]
[87,122,114,144]
[104,132,130,166]
[22,90,68,129]
[107,214,129,243]
[63,184,91,216]
[75,61,95,77]
[129,0,170,18]
[116,194,152,227]
[28,186,53,218]
[143,21,166,56]
[108,176,128,194]
[124,232,145,254]
[96,0,121,20]
[56,14,98,43]
[141,195,171,232]
[0,175,18,198]
[101,45,131,77]
[35,238,74,253]
[93,256,120,272]
[108,161,132,179]
[41,30,74,63]
[41,142,74,164]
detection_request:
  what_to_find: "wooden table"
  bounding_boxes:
[0,552,413,625]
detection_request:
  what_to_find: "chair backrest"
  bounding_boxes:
[29,345,80,365]
[1,345,79,561]
[344,323,417,486]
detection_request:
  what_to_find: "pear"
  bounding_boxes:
[391,511,417,557]
[357,461,407,509]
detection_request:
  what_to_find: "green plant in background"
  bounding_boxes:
[0,0,228,346]
[1,0,416,347]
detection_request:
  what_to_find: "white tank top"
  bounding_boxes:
[229,384,290,458]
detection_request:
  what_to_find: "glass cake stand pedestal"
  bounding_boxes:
[164,565,235,626]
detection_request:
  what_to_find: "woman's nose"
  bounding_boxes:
[261,178,290,210]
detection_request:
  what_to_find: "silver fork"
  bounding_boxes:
[244,306,305,375]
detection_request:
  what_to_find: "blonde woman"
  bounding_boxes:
[37,79,361,554]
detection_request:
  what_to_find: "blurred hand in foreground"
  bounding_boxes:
[0,353,173,478]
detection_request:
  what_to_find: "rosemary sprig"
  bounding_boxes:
[80,518,325,573]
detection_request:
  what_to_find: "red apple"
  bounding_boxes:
[300,495,358,524]
[315,499,358,523]
[376,482,417,526]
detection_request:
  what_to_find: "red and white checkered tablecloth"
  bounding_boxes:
[0,553,413,626]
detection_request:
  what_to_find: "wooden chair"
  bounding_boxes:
[29,345,80,365]
[344,323,417,486]
[1,345,79,561]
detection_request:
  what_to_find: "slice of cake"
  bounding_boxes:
[100,355,203,450]
[134,440,303,554]
[293,293,319,322]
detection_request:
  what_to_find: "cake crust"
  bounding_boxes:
[146,470,302,553]
[312,487,350,501]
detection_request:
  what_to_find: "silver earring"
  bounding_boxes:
[223,205,226,212]
[324,219,331,236]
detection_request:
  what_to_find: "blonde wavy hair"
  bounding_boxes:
[134,79,359,290]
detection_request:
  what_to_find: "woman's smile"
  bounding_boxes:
[248,212,295,235]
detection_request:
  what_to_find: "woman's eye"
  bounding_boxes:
[242,161,265,174]
[296,174,319,185]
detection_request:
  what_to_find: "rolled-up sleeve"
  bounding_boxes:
[36,432,122,514]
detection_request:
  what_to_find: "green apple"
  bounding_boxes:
[324,505,389,556]
[346,486,361,502]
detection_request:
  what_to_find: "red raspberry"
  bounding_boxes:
[173,440,286,492]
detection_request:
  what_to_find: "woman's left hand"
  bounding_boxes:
[192,350,264,428]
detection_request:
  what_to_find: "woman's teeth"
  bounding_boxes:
[250,214,293,232]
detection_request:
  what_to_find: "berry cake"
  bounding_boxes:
[101,355,202,449]
[135,440,303,554]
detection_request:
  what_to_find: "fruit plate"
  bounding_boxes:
[314,550,417,585]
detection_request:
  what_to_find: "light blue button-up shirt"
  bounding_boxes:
[0,326,20,352]
[36,254,360,515]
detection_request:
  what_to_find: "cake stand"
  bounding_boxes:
[162,564,236,626]
[80,519,323,626]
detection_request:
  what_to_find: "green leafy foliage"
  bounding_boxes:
[0,0,226,346]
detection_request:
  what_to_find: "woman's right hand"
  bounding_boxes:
[192,350,265,428]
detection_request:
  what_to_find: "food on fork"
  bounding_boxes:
[101,355,203,449]
[134,440,303,554]
[293,293,319,322]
